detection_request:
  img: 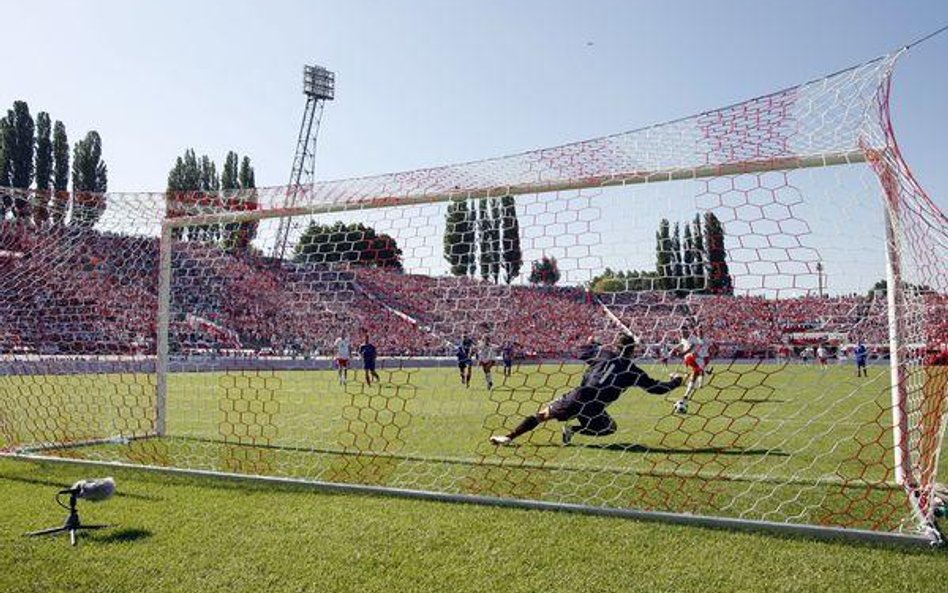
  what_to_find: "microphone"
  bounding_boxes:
[58,477,116,502]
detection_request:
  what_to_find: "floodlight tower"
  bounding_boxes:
[272,64,335,259]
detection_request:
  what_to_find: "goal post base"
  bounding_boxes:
[3,453,943,549]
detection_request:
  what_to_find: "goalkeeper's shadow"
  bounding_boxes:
[576,443,789,457]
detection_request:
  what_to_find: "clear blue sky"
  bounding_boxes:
[3,0,947,293]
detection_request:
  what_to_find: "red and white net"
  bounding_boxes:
[1,52,945,541]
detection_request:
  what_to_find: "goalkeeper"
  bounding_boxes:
[490,332,684,446]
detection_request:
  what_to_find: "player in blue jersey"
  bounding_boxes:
[456,334,474,387]
[501,340,515,377]
[358,333,380,386]
[490,332,683,445]
[854,340,868,377]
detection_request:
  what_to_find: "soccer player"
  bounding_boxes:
[800,346,813,365]
[696,327,714,375]
[816,344,829,370]
[501,340,515,377]
[854,340,869,377]
[674,327,705,414]
[334,335,351,385]
[456,333,474,388]
[489,332,683,446]
[358,333,380,386]
[477,334,498,390]
[660,343,670,370]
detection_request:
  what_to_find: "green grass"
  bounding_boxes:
[1,457,946,593]
[4,361,945,533]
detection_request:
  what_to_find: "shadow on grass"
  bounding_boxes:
[91,527,152,544]
[572,443,789,457]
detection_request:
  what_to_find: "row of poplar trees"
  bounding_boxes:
[0,100,108,227]
[166,149,257,251]
[590,212,732,295]
[443,196,523,284]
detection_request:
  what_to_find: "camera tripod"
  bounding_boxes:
[26,490,110,546]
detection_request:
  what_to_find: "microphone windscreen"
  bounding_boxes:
[78,477,116,502]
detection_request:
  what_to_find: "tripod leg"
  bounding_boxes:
[70,529,77,546]
[25,526,69,537]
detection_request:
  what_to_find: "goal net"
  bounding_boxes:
[1,51,946,544]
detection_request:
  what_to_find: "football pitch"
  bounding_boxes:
[1,361,947,592]
[3,361,946,530]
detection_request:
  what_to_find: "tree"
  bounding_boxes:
[444,197,476,276]
[489,198,501,283]
[238,155,255,189]
[219,151,241,250]
[221,151,239,191]
[198,155,220,241]
[528,256,560,286]
[691,214,706,293]
[589,268,661,292]
[236,156,257,251]
[9,102,35,220]
[672,222,683,294]
[0,116,12,219]
[704,211,732,294]
[199,155,219,192]
[50,121,69,224]
[477,198,500,282]
[500,195,522,284]
[34,112,53,225]
[71,131,107,228]
[655,218,673,291]
[867,279,933,298]
[682,224,695,292]
[167,149,236,242]
[295,221,402,269]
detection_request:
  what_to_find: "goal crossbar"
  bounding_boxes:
[163,150,868,229]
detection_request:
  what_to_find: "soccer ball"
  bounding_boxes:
[674,400,689,414]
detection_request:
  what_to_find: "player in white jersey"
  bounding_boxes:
[334,335,351,385]
[696,328,714,375]
[674,328,705,414]
[477,335,498,390]
[816,345,828,370]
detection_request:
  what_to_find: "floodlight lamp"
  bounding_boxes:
[303,64,335,100]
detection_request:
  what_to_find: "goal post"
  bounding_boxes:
[2,50,946,546]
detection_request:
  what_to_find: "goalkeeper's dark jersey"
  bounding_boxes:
[575,349,681,404]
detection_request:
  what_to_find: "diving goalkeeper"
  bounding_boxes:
[490,332,684,445]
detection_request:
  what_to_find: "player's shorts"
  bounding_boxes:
[856,358,867,367]
[703,357,712,367]
[547,387,602,421]
[547,389,615,435]
[457,359,472,370]
[336,357,349,369]
[684,353,704,375]
[502,358,512,367]
[480,360,495,371]
[363,358,376,372]
[819,357,827,364]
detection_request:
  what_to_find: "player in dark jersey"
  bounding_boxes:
[854,340,869,377]
[456,334,474,387]
[501,340,515,377]
[358,333,380,386]
[490,332,683,445]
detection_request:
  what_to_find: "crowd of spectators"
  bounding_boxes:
[1,223,945,361]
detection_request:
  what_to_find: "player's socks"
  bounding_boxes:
[507,415,540,440]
